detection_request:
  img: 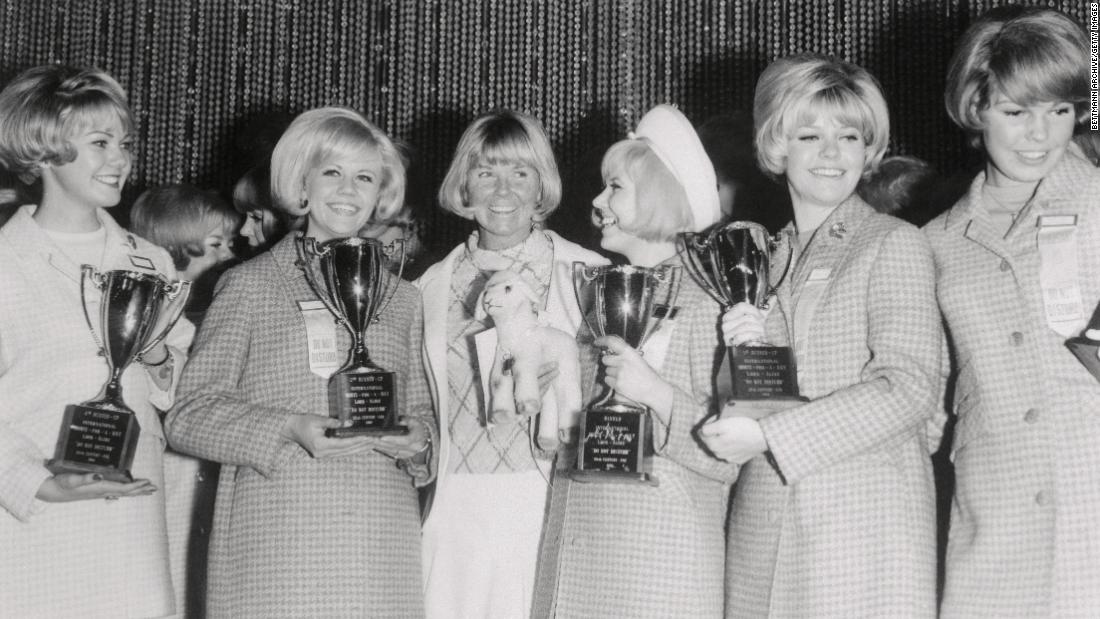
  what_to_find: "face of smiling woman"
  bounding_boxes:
[465,158,541,250]
[39,110,132,226]
[782,112,867,215]
[979,92,1077,189]
[302,146,383,243]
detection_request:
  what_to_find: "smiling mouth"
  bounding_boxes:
[1017,151,1049,162]
[595,212,618,229]
[94,175,121,187]
[488,205,518,215]
[327,203,360,215]
[810,168,845,178]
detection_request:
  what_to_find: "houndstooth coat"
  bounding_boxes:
[532,259,738,619]
[0,205,191,618]
[925,151,1100,617]
[725,197,941,618]
[165,233,436,618]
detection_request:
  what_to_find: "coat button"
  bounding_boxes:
[1024,408,1039,423]
[1000,259,1010,272]
[767,509,781,524]
[1035,491,1049,506]
[1011,332,1024,346]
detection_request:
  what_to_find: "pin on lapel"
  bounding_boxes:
[829,222,847,239]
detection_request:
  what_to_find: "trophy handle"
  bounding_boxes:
[137,278,193,359]
[676,232,728,308]
[296,235,347,329]
[80,265,108,355]
[373,237,407,324]
[764,230,795,309]
[571,262,601,341]
[639,265,682,350]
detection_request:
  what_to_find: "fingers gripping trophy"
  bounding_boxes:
[680,221,806,417]
[48,267,191,482]
[571,263,681,484]
[297,235,409,437]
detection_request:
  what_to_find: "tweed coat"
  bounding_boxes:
[726,197,941,618]
[0,205,191,618]
[532,258,738,619]
[925,151,1100,617]
[165,233,436,619]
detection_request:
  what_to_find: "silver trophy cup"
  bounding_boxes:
[48,267,191,482]
[680,220,804,411]
[571,262,681,484]
[297,236,408,437]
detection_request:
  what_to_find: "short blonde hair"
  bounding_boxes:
[131,184,240,271]
[0,64,132,184]
[754,54,890,180]
[945,6,1090,148]
[270,106,405,220]
[437,110,562,220]
[599,139,692,242]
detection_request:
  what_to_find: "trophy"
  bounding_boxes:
[1067,300,1100,383]
[47,267,191,483]
[297,236,409,437]
[570,263,681,485]
[680,221,805,416]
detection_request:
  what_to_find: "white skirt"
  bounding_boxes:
[422,469,550,619]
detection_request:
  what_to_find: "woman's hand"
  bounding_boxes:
[697,415,768,464]
[722,301,767,347]
[595,335,673,415]
[36,473,156,503]
[373,419,430,460]
[280,414,379,459]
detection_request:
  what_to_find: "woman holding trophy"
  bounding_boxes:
[700,55,941,616]
[0,65,192,617]
[532,105,735,618]
[165,106,435,617]
[417,110,606,618]
[927,7,1099,615]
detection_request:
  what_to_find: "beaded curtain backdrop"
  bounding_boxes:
[0,0,1088,251]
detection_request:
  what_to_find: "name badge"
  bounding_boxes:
[1037,214,1084,336]
[298,300,340,378]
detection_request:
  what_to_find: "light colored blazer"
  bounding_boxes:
[165,233,434,618]
[726,196,941,617]
[414,229,607,500]
[925,151,1100,617]
[0,204,190,618]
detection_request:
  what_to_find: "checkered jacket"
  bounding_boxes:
[165,233,435,618]
[925,151,1100,617]
[533,263,737,619]
[727,197,940,617]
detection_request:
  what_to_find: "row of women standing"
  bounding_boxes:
[1,4,1096,618]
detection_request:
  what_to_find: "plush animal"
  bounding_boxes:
[478,269,582,451]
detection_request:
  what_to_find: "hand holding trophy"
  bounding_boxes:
[297,235,409,437]
[47,266,191,482]
[679,221,806,419]
[570,262,680,484]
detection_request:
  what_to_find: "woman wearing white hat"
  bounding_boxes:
[700,54,941,617]
[533,104,736,618]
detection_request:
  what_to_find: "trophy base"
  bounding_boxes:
[1067,337,1100,383]
[45,459,134,483]
[325,423,410,438]
[722,396,807,420]
[49,403,141,483]
[568,468,658,486]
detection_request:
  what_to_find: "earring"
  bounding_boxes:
[301,199,309,210]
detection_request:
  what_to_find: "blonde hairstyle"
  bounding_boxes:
[945,6,1090,148]
[599,138,693,242]
[269,106,405,220]
[437,110,562,220]
[0,64,132,184]
[753,54,890,180]
[131,184,241,271]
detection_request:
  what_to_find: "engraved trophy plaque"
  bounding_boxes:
[680,221,805,417]
[47,267,191,482]
[297,236,408,437]
[571,263,681,484]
